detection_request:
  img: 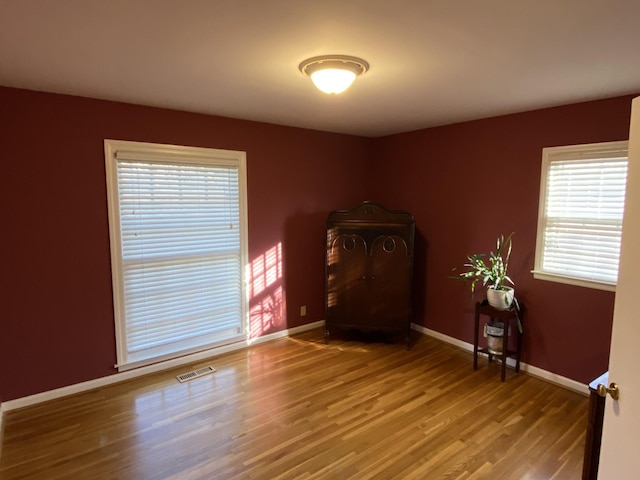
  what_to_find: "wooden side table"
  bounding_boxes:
[473,301,523,381]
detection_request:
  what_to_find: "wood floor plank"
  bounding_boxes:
[0,329,588,479]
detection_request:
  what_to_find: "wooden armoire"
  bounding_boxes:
[324,201,415,347]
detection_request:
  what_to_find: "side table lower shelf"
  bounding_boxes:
[473,301,523,382]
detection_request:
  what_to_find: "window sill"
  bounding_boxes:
[116,335,246,372]
[531,270,616,292]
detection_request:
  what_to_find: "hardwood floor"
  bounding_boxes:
[0,329,588,479]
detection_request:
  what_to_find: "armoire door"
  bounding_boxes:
[367,235,412,328]
[326,233,369,327]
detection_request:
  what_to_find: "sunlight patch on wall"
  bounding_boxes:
[248,243,285,339]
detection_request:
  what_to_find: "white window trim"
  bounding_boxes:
[532,140,628,291]
[104,139,249,371]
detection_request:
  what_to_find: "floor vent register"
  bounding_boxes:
[176,365,216,383]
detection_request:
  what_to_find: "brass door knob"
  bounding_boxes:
[597,382,620,400]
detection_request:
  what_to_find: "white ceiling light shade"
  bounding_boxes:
[299,55,369,94]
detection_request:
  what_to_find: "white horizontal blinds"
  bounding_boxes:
[542,155,628,284]
[116,158,243,364]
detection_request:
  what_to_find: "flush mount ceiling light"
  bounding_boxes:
[299,55,369,94]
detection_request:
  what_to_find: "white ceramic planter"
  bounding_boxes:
[487,286,514,310]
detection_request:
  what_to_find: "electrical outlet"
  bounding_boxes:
[300,305,307,316]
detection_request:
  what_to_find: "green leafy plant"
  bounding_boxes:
[455,233,514,294]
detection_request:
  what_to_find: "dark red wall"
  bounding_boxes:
[0,87,370,401]
[1,86,636,402]
[368,94,637,384]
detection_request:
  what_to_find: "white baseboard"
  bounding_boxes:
[3,321,326,412]
[2,320,587,413]
[411,323,589,396]
[248,320,325,346]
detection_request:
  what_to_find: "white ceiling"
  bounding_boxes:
[1,0,639,137]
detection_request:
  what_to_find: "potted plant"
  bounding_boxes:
[451,233,521,353]
[453,233,517,308]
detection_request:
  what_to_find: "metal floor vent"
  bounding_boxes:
[176,366,216,383]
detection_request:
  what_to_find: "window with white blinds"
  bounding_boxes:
[533,141,629,291]
[104,140,248,370]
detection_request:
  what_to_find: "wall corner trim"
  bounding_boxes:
[410,323,590,396]
[0,401,4,451]
[2,321,326,412]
